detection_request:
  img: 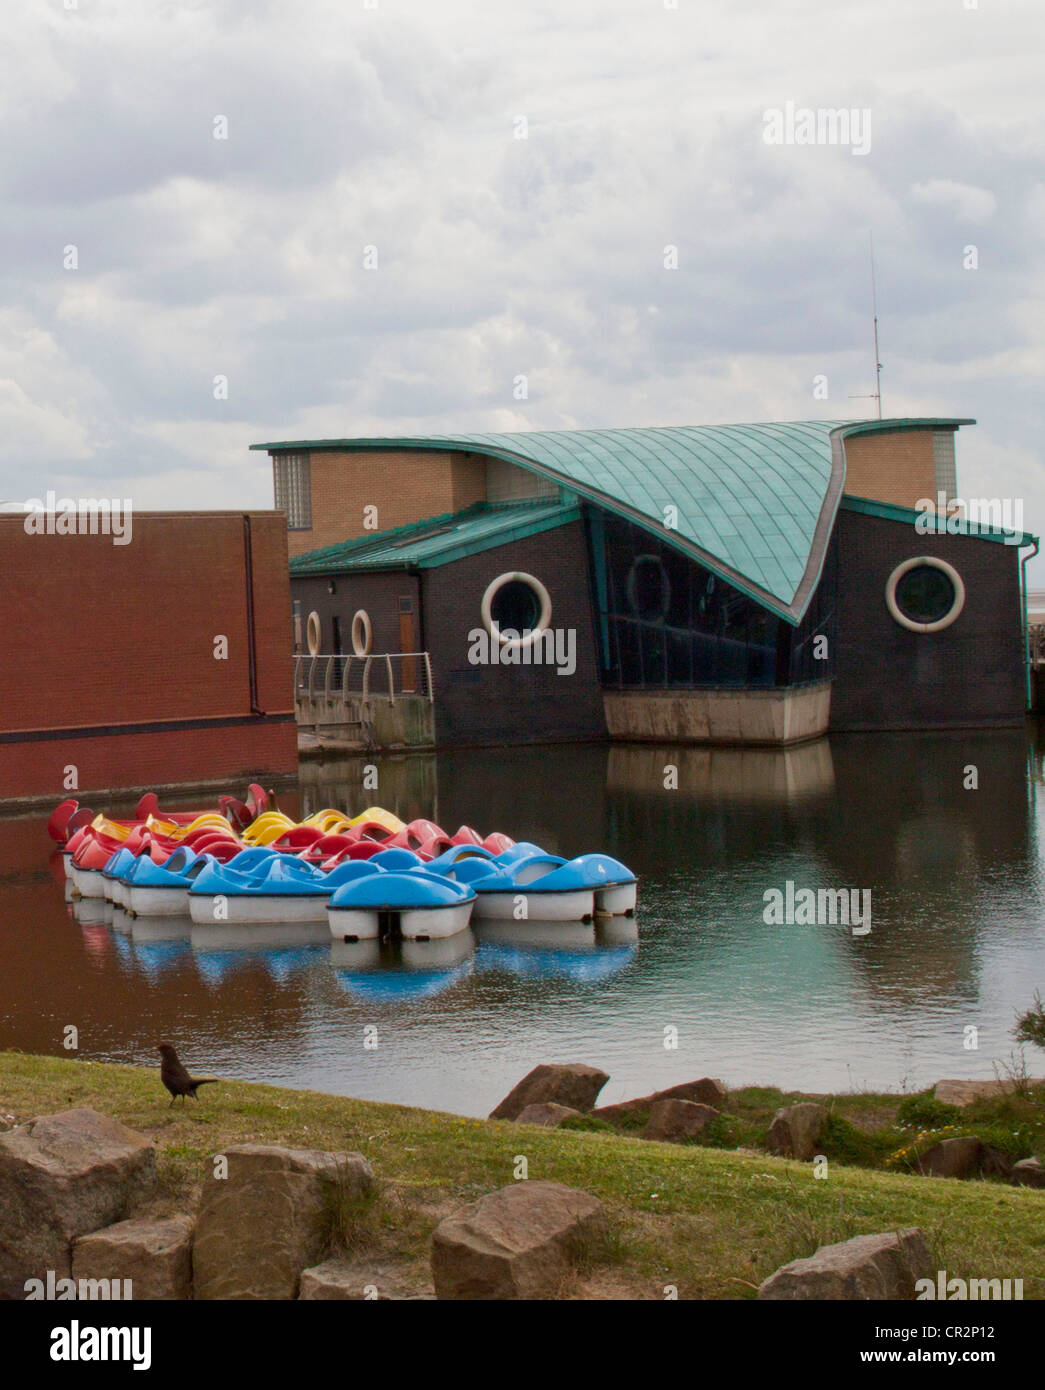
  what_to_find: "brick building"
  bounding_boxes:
[0,511,298,803]
[255,420,1034,746]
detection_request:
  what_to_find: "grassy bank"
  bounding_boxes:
[2,1050,1042,1299]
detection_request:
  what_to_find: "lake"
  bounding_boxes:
[3,727,1044,1116]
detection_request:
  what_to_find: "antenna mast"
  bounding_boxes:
[870,231,882,418]
[848,232,883,417]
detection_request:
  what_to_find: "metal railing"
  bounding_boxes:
[293,653,434,706]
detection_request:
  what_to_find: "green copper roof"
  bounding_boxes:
[256,419,974,622]
[289,498,580,576]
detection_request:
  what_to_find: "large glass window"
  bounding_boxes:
[274,452,312,530]
[584,509,836,690]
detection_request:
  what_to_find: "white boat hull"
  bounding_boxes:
[594,882,637,916]
[127,884,191,917]
[328,901,474,942]
[71,866,107,899]
[188,892,330,926]
[472,889,595,923]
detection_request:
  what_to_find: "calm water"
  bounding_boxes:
[2,729,1044,1116]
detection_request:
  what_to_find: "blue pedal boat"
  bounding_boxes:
[434,850,637,922]
[327,869,476,942]
[124,847,217,918]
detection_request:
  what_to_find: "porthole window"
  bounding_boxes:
[351,609,373,656]
[885,557,965,633]
[306,611,322,655]
[626,554,671,622]
[481,571,552,648]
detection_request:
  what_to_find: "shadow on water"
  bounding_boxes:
[0,727,1042,1113]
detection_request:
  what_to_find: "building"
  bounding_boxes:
[253,420,1035,747]
[0,511,298,804]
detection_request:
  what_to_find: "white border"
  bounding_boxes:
[481,571,552,650]
[885,556,965,633]
[306,610,322,654]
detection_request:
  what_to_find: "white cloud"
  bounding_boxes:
[911,178,997,222]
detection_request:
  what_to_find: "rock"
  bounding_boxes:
[1011,1157,1045,1189]
[490,1064,609,1121]
[980,1146,1014,1181]
[0,1108,157,1299]
[192,1145,375,1300]
[593,1077,727,1125]
[767,1102,828,1160]
[758,1229,932,1300]
[72,1216,193,1300]
[431,1180,607,1300]
[933,1079,1017,1107]
[514,1103,584,1128]
[640,1099,719,1143]
[917,1136,982,1179]
[299,1258,431,1301]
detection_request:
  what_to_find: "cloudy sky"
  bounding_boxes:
[3,0,1043,571]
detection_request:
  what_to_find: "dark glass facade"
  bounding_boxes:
[584,508,836,690]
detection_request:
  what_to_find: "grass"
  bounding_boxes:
[1,1050,1043,1299]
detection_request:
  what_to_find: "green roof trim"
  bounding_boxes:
[257,419,975,622]
[841,493,1036,548]
[289,498,581,576]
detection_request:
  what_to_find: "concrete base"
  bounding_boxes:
[295,695,435,752]
[603,681,832,746]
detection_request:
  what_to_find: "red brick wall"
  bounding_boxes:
[284,449,488,558]
[0,512,298,800]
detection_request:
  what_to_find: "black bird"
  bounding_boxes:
[157,1042,218,1106]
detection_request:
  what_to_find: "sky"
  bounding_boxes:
[2,0,1043,573]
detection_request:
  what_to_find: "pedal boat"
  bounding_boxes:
[431,849,637,922]
[187,854,383,925]
[327,869,475,943]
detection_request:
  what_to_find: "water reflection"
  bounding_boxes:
[2,726,1043,1114]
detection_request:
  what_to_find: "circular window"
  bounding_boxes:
[885,557,965,633]
[306,611,322,655]
[481,572,552,648]
[351,609,372,656]
[626,555,671,622]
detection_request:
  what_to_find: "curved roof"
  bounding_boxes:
[254,419,973,623]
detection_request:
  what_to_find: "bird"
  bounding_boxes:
[157,1042,218,1106]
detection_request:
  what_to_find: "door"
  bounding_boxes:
[398,597,416,692]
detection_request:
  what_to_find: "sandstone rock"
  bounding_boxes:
[192,1145,375,1300]
[758,1229,932,1300]
[490,1064,609,1121]
[917,1136,982,1179]
[299,1258,431,1300]
[514,1103,584,1128]
[72,1216,193,1300]
[593,1077,727,1125]
[431,1180,607,1299]
[0,1108,157,1299]
[1011,1157,1045,1189]
[934,1079,1016,1107]
[767,1102,828,1160]
[641,1099,719,1143]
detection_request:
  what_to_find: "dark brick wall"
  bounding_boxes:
[830,509,1026,730]
[291,572,421,656]
[422,521,607,746]
[0,512,298,799]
